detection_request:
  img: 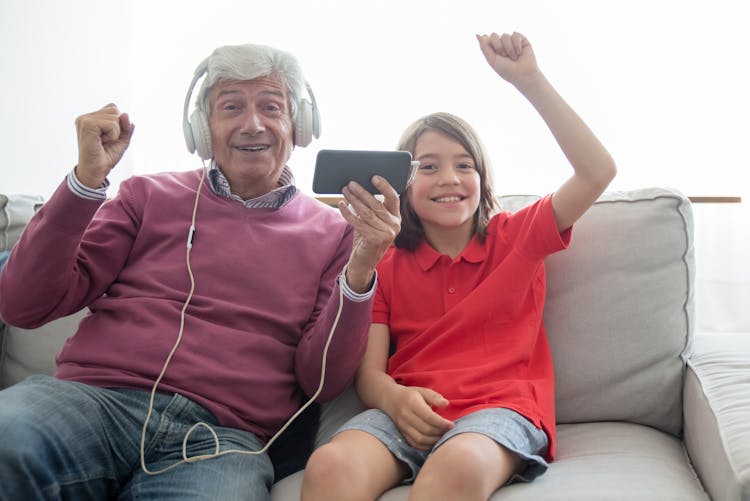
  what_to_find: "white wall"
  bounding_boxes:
[1,0,748,331]
[1,0,134,198]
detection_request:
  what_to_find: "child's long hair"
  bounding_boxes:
[395,112,498,250]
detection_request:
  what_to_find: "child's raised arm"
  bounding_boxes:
[477,32,617,232]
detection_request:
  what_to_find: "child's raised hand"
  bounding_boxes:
[386,386,454,451]
[476,32,539,86]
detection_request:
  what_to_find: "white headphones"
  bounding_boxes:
[182,56,321,160]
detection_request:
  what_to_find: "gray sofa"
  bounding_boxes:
[2,188,749,500]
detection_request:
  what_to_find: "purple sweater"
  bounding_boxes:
[0,169,372,440]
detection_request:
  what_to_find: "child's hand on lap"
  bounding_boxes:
[385,385,454,450]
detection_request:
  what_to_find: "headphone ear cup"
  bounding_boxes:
[190,108,212,160]
[294,82,321,148]
[310,97,320,141]
[294,99,313,147]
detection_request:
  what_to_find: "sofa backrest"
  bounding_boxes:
[314,187,696,446]
[501,187,694,437]
[1,194,44,252]
[1,188,696,440]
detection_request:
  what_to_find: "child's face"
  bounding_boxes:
[409,130,481,238]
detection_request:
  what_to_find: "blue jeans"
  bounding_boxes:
[0,375,273,500]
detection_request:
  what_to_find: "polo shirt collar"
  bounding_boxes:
[414,234,487,271]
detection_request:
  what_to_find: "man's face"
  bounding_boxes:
[208,76,294,199]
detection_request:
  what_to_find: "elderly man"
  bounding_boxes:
[0,43,400,500]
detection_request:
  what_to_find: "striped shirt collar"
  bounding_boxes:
[207,161,297,209]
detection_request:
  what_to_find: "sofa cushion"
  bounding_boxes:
[1,193,47,389]
[0,310,87,389]
[311,188,695,452]
[0,193,44,251]
[518,187,693,436]
[273,422,709,500]
[684,333,750,501]
[315,383,366,448]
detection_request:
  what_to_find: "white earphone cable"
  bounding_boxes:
[140,165,344,475]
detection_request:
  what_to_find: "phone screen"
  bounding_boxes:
[312,149,414,195]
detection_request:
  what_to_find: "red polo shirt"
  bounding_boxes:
[373,195,571,459]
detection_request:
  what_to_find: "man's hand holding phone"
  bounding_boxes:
[339,176,401,294]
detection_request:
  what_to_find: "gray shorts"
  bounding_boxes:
[334,407,549,484]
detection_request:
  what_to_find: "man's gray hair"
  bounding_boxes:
[195,43,306,119]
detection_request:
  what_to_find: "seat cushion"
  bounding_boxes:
[271,422,708,500]
[480,423,707,500]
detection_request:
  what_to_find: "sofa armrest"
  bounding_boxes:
[683,333,750,501]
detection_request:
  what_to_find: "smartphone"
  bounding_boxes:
[312,149,414,195]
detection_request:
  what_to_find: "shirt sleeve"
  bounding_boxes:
[0,178,114,327]
[339,266,377,303]
[504,194,572,260]
[67,168,109,200]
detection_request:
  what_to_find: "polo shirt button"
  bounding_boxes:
[448,287,456,294]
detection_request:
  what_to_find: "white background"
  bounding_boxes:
[1,0,748,332]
